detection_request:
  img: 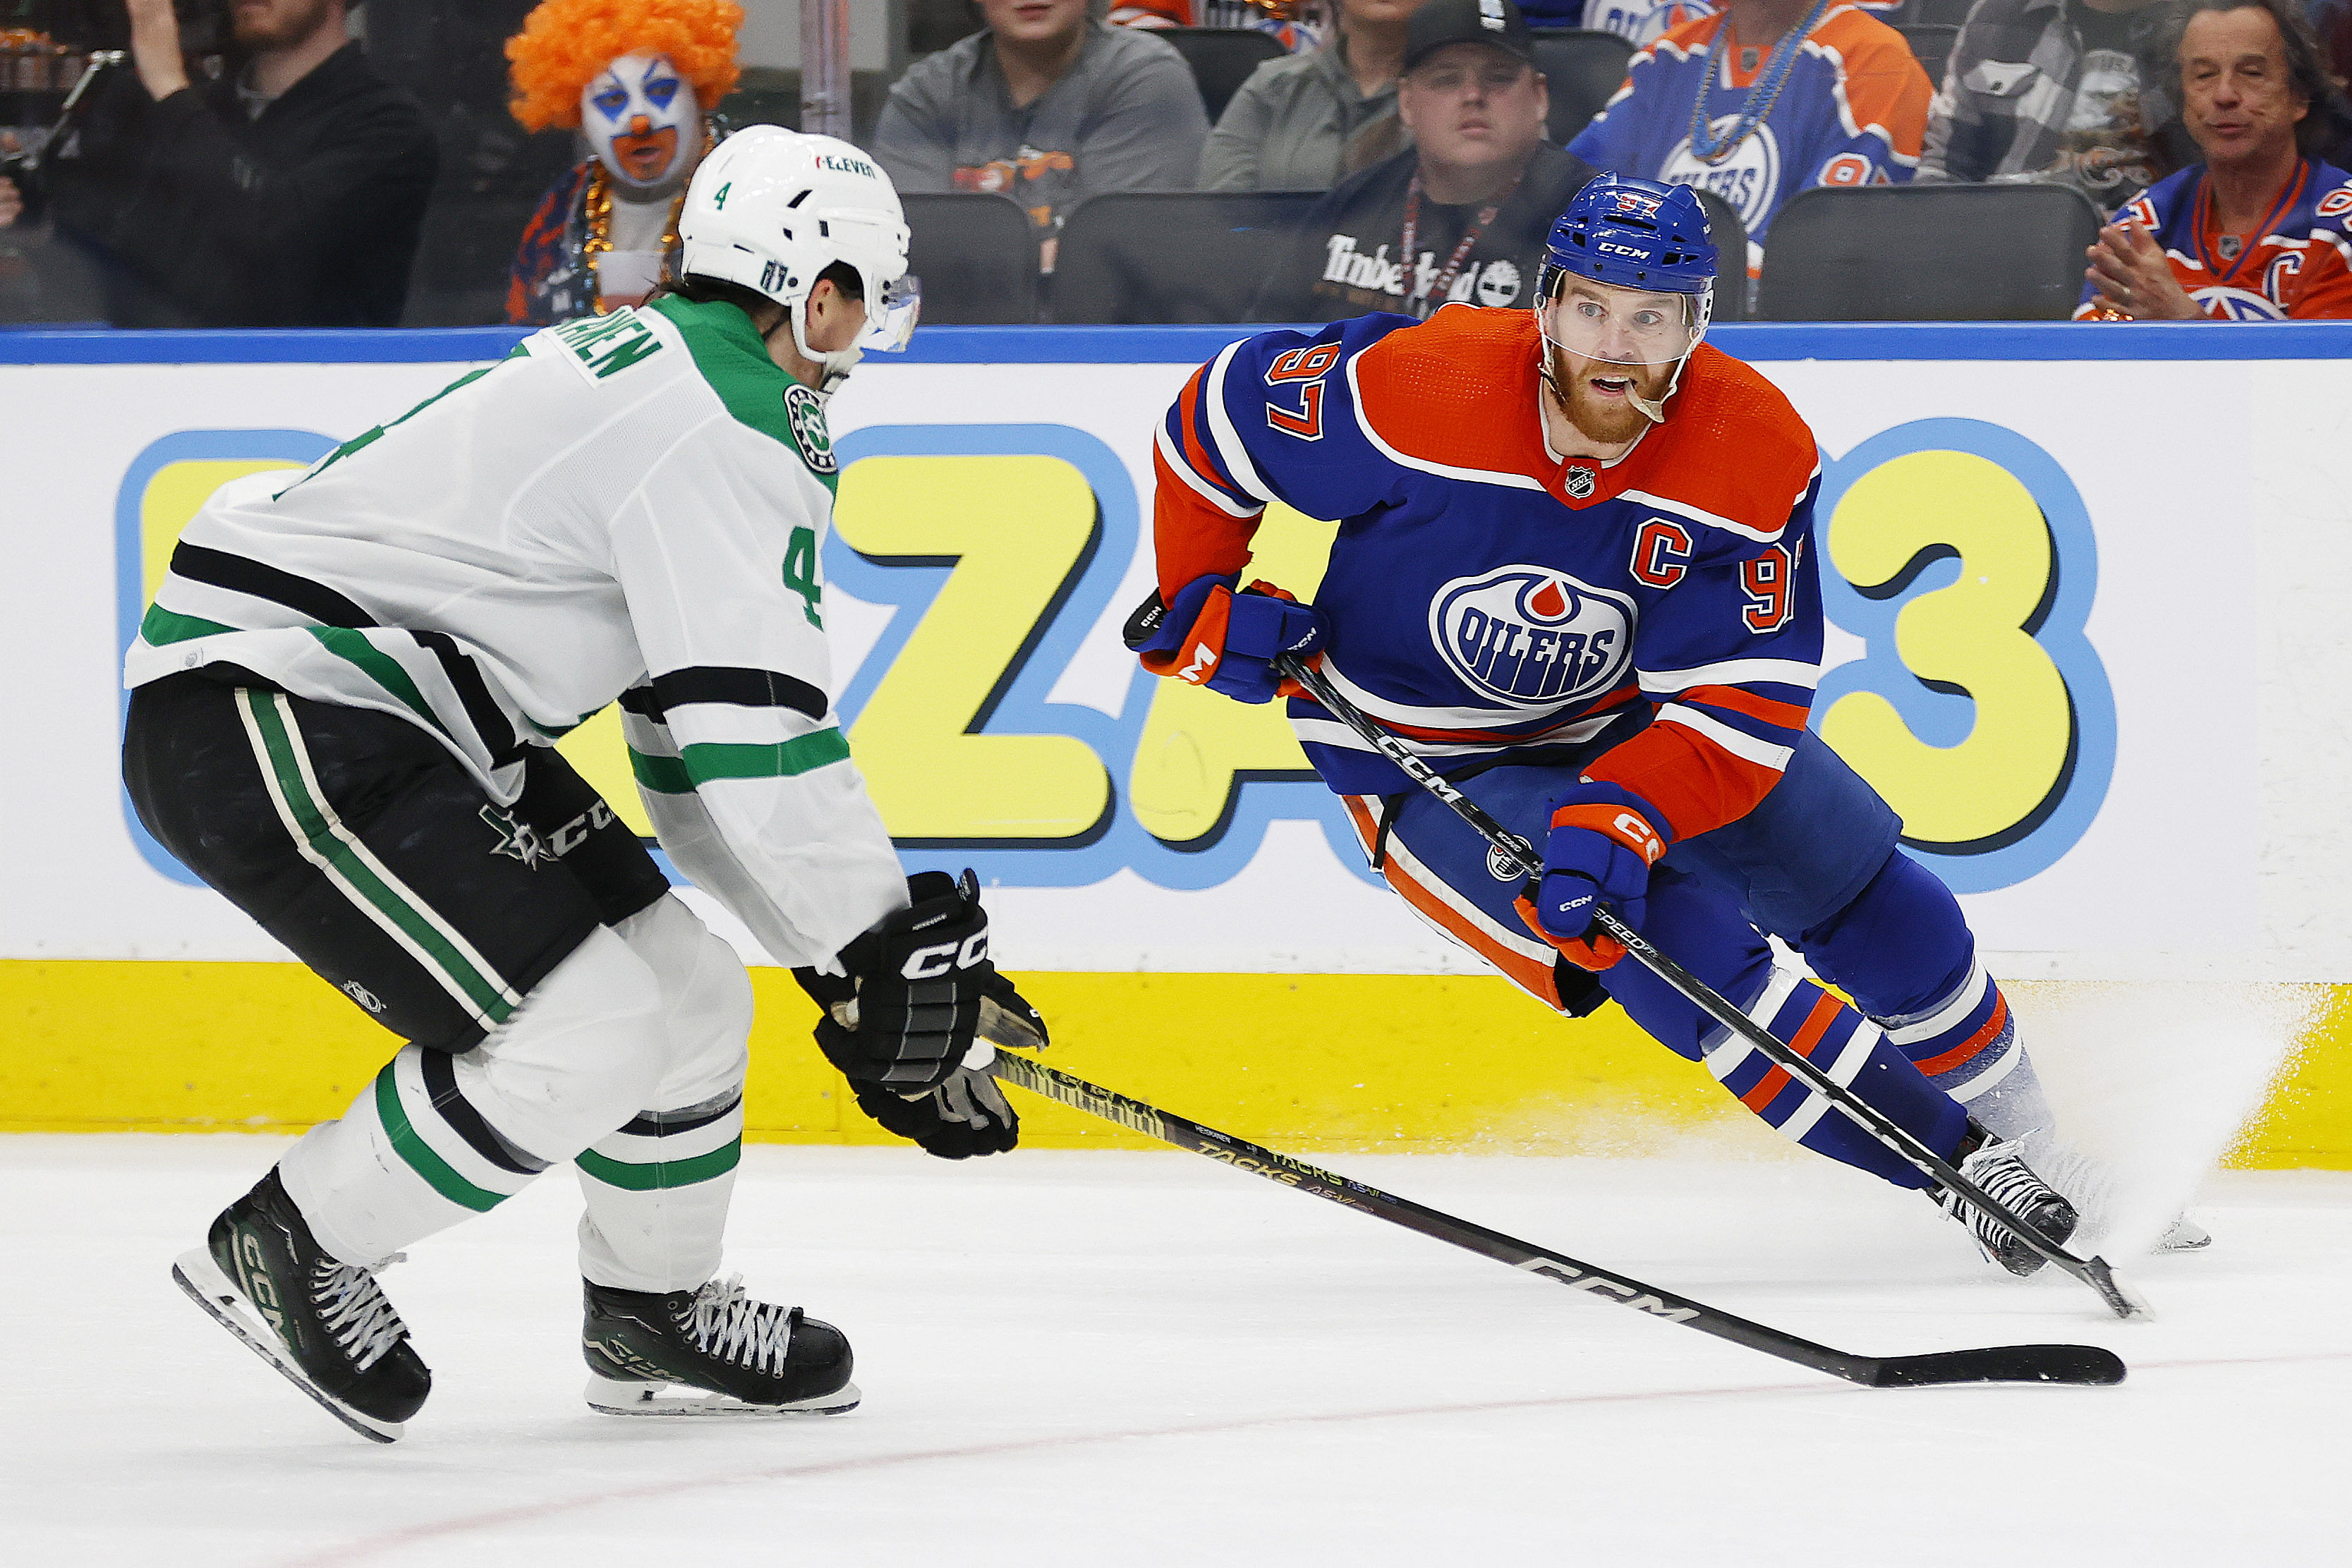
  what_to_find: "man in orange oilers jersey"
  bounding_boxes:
[1129,176,2161,1275]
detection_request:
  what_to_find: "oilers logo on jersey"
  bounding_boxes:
[1431,568,1633,706]
[1658,118,1782,231]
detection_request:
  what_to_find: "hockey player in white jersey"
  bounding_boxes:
[123,127,1041,1441]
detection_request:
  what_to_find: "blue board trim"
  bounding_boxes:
[4,318,2350,365]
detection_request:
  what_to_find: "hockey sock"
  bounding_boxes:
[279,925,669,1266]
[1879,960,2057,1146]
[279,1043,549,1268]
[574,895,756,1294]
[1702,971,1968,1191]
[575,1090,745,1294]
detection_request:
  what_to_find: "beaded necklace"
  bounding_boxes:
[581,127,714,314]
[1684,0,1830,165]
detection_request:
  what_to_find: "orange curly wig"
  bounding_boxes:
[507,0,744,133]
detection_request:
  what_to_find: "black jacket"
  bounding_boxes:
[49,44,437,328]
[1251,143,1595,323]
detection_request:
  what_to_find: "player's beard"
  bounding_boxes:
[1544,341,1672,447]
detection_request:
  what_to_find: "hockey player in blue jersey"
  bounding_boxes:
[1132,175,2189,1274]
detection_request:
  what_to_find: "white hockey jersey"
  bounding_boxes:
[123,296,905,968]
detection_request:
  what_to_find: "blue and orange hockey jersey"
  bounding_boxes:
[2073,157,2352,320]
[1568,5,1930,264]
[1152,305,1824,844]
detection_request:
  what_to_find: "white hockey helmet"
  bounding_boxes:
[678,126,918,383]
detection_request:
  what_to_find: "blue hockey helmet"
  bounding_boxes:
[1538,175,1718,300]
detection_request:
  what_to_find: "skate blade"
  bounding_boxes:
[584,1371,861,1418]
[171,1248,404,1444]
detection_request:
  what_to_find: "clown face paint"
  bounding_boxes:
[583,52,703,191]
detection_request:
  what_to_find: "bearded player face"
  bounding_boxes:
[582,52,704,190]
[1539,277,1692,444]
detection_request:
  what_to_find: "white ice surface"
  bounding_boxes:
[2,1136,2346,1567]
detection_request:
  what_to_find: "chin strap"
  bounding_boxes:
[789,296,863,396]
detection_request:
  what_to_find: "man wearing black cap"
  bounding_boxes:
[1252,0,1596,321]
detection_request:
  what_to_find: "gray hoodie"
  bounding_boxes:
[1199,35,1403,192]
[874,22,1208,238]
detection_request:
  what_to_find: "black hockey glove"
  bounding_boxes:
[796,870,1017,1093]
[851,1069,1020,1160]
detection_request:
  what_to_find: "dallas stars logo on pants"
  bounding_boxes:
[480,806,546,868]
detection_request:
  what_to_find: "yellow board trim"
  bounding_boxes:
[1,961,2345,1167]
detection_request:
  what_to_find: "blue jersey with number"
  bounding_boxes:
[1568,5,1930,264]
[1150,303,1824,844]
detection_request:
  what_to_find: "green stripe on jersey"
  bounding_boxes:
[680,730,851,785]
[305,626,449,739]
[629,747,694,794]
[242,691,515,1024]
[373,1065,507,1213]
[576,1138,743,1191]
[140,604,235,645]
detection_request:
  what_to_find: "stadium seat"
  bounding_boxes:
[1531,29,1636,147]
[1689,188,1750,322]
[1898,23,1960,87]
[1755,184,2102,320]
[901,193,1041,325]
[1905,0,1975,25]
[1053,190,1324,323]
[1156,27,1288,123]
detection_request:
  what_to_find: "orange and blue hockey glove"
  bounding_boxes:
[1515,780,1670,971]
[1125,573,1328,705]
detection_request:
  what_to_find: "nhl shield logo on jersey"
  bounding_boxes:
[1429,566,1635,706]
[1565,466,1596,499]
[782,383,837,475]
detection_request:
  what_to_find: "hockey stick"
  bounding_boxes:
[1275,653,2149,1322]
[981,1043,2124,1388]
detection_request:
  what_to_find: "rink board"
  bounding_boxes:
[3,322,2350,1164]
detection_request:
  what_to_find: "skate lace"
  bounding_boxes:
[310,1253,410,1374]
[684,1274,796,1376]
[1958,1143,2061,1246]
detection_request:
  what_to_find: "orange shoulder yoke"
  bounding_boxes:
[1615,346,1818,537]
[1351,305,1552,482]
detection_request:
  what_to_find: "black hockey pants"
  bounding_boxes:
[123,672,669,1053]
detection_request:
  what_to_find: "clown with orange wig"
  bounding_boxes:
[504,0,743,324]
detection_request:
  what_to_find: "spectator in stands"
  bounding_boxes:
[1201,0,1418,190]
[502,0,741,325]
[31,0,436,327]
[875,0,1209,271]
[2078,0,2352,318]
[1548,1,1723,47]
[1567,0,1929,273]
[1253,0,1597,319]
[1918,0,2178,217]
[1114,1,1330,49]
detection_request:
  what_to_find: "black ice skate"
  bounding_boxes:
[1937,1136,2080,1277]
[583,1275,859,1417]
[171,1168,430,1442]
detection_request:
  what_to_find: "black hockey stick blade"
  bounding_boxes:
[1862,1343,2127,1388]
[986,1050,2125,1391]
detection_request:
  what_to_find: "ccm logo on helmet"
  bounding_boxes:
[902,932,989,980]
[1598,241,1647,257]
